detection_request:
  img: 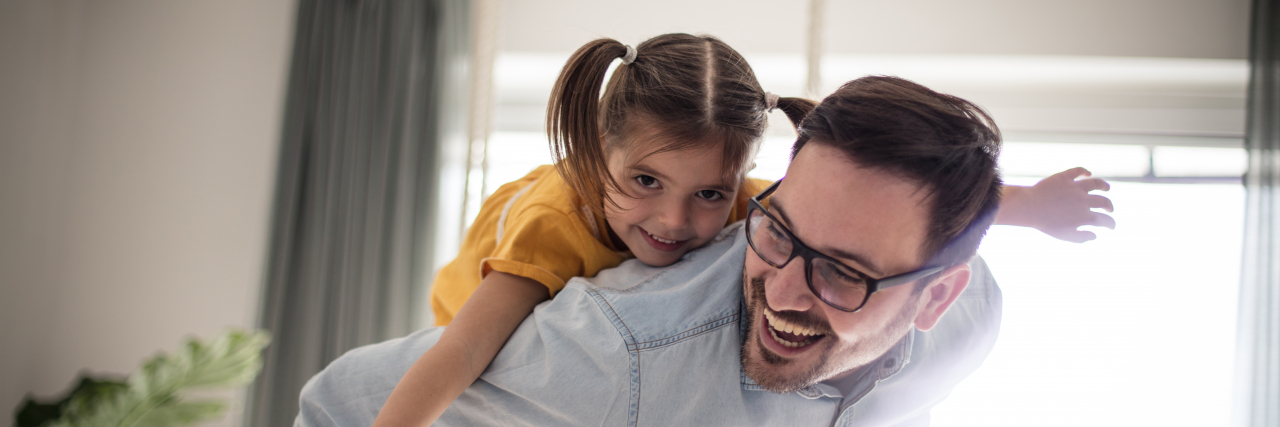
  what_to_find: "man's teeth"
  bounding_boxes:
[769,328,807,348]
[764,310,820,338]
[647,231,678,244]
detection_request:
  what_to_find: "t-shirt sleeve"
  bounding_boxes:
[728,177,775,223]
[481,206,601,296]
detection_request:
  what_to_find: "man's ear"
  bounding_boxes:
[913,263,971,331]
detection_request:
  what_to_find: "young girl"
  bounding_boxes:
[374,33,815,427]
[375,34,1115,427]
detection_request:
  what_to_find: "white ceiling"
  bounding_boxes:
[498,0,806,55]
[499,0,1249,59]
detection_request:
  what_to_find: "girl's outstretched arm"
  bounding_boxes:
[372,271,548,427]
[996,167,1116,243]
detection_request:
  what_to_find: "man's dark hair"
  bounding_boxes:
[791,76,1002,269]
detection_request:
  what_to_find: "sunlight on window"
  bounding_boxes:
[484,131,553,196]
[1154,146,1248,177]
[999,142,1152,177]
[931,179,1243,427]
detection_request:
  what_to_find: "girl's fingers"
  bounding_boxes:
[1088,194,1115,212]
[1057,229,1098,243]
[1051,167,1090,181]
[1075,177,1111,192]
[1087,212,1117,229]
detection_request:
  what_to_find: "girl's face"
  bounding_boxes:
[603,136,742,267]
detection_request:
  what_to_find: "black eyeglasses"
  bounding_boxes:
[744,180,944,312]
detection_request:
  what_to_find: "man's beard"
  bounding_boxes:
[740,273,920,393]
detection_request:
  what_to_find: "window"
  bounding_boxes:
[474,3,1247,424]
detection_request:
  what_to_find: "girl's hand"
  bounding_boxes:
[996,167,1116,243]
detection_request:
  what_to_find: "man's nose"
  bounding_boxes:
[764,258,819,313]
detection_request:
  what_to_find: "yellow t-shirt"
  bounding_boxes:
[429,164,771,325]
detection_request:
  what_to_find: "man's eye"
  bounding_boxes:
[832,268,864,285]
[766,223,788,241]
[635,175,659,188]
[823,264,866,287]
[697,190,724,201]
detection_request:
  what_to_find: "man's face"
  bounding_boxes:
[741,143,936,393]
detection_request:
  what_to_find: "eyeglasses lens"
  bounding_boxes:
[747,209,869,310]
[812,258,868,308]
[747,210,792,265]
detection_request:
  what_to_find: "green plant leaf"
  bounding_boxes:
[47,391,134,427]
[31,329,271,427]
[131,330,270,396]
[130,400,225,427]
[15,375,128,427]
[15,399,62,427]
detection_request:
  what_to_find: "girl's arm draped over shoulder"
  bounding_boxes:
[372,271,548,427]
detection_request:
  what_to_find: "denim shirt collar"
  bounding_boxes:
[736,300,917,404]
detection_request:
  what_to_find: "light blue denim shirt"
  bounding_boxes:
[296,223,1002,427]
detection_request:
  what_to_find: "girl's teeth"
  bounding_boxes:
[648,231,677,244]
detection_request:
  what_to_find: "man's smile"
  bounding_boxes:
[759,308,828,355]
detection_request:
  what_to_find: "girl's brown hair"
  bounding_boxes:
[547,33,815,212]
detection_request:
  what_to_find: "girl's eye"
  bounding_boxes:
[636,175,659,188]
[697,190,724,201]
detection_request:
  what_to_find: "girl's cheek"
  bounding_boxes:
[695,204,734,236]
[603,192,637,218]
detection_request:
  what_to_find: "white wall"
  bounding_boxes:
[822,0,1249,59]
[0,1,294,425]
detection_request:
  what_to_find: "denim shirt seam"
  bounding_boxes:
[581,285,642,427]
[606,266,677,293]
[633,313,740,350]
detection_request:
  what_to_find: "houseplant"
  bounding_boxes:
[15,329,270,427]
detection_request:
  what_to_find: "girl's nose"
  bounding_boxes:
[659,198,692,231]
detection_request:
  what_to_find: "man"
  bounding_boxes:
[296,76,1004,426]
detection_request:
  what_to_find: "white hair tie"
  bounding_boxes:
[621,45,637,65]
[764,92,780,112]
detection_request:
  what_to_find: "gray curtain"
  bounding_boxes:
[1236,0,1279,426]
[246,1,469,426]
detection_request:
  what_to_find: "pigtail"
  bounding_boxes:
[547,39,631,212]
[774,97,817,131]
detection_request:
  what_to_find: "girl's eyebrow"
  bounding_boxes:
[630,163,734,193]
[629,163,671,182]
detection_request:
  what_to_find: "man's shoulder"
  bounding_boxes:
[445,225,752,427]
[296,328,446,427]
[566,223,748,343]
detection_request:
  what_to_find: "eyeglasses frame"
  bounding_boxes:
[745,179,946,312]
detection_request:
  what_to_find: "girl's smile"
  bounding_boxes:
[638,226,686,251]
